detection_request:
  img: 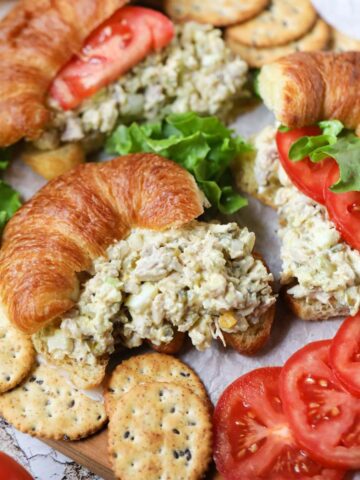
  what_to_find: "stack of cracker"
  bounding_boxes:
[105,353,213,480]
[332,29,360,52]
[164,0,331,68]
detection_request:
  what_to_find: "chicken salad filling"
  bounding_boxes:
[34,22,248,152]
[251,125,360,314]
[33,221,274,366]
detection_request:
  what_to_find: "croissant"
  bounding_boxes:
[259,52,360,136]
[0,0,128,147]
[0,154,204,334]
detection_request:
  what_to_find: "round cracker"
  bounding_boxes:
[164,0,270,27]
[0,364,107,440]
[227,19,330,68]
[108,382,212,480]
[0,306,35,393]
[226,0,317,48]
[332,29,360,52]
[105,353,209,416]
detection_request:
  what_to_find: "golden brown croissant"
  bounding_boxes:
[0,154,204,334]
[0,0,128,147]
[259,52,360,135]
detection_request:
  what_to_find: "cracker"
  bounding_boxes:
[32,336,107,389]
[164,0,270,27]
[0,364,107,440]
[108,382,212,480]
[226,0,317,48]
[332,29,360,52]
[0,305,35,393]
[227,19,330,68]
[105,353,209,416]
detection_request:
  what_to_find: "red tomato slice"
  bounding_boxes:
[276,127,336,205]
[330,313,360,397]
[0,452,33,480]
[280,340,360,469]
[49,6,174,110]
[213,367,344,480]
[324,162,360,250]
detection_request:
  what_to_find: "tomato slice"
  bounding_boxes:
[324,162,360,251]
[213,367,344,480]
[49,6,174,110]
[330,313,360,397]
[280,340,360,469]
[0,452,33,480]
[276,127,336,205]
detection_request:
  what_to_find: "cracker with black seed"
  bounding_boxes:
[227,19,330,68]
[104,353,209,416]
[164,0,270,27]
[226,0,317,48]
[0,364,107,440]
[0,305,35,393]
[108,382,212,480]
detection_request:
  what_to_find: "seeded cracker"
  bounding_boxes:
[226,0,317,48]
[108,382,212,480]
[164,0,270,27]
[104,353,209,416]
[227,19,330,68]
[0,364,107,440]
[0,306,35,393]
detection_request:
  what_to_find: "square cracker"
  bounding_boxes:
[0,305,35,393]
[104,353,209,416]
[108,382,212,480]
[0,364,107,440]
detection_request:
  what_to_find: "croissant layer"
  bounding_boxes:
[0,154,204,334]
[259,52,360,135]
[0,0,128,147]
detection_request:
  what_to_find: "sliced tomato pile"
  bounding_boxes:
[50,6,174,110]
[214,318,360,479]
[276,128,360,251]
[330,313,360,396]
[281,340,360,470]
[213,367,345,480]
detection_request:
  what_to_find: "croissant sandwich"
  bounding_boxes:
[235,51,360,322]
[0,154,275,388]
[0,0,248,179]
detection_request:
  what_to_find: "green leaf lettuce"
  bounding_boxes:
[106,112,252,214]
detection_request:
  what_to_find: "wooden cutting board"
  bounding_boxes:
[44,428,219,480]
[45,429,114,480]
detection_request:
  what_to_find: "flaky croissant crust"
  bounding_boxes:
[0,0,128,147]
[259,52,360,135]
[0,154,204,334]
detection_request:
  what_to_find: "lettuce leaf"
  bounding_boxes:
[0,148,21,232]
[106,112,252,214]
[287,120,360,193]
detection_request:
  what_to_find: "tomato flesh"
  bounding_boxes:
[280,340,360,469]
[50,6,174,110]
[213,367,344,480]
[0,452,33,480]
[276,127,336,205]
[330,313,360,397]
[324,163,360,251]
